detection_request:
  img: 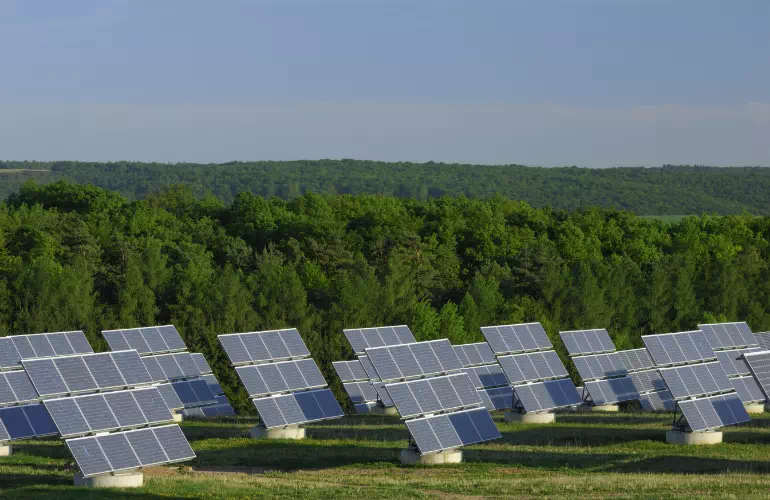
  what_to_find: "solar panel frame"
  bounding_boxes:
[364,339,465,383]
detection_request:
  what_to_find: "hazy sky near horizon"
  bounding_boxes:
[1,0,768,167]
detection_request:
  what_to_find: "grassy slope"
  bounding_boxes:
[4,412,770,499]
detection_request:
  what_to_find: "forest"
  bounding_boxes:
[1,160,770,215]
[1,180,770,412]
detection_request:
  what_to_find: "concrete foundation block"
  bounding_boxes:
[250,425,306,440]
[399,449,463,465]
[0,444,11,456]
[504,410,556,424]
[370,406,399,416]
[745,403,764,414]
[172,412,184,423]
[74,471,144,488]
[666,430,723,445]
[586,404,620,412]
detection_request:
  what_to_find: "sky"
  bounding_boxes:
[0,0,768,167]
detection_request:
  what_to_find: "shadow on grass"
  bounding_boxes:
[497,424,665,447]
[194,437,405,469]
[463,448,770,475]
[0,486,198,500]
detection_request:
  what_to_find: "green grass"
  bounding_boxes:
[4,412,770,498]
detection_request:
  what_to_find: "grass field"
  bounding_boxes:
[4,411,770,499]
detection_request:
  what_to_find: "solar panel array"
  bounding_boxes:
[0,331,93,370]
[698,323,766,405]
[616,347,675,411]
[405,407,501,454]
[22,350,154,397]
[102,326,186,355]
[0,370,40,406]
[183,395,235,418]
[374,338,501,455]
[560,329,640,407]
[219,328,342,429]
[481,323,581,413]
[365,339,465,383]
[333,360,379,413]
[103,325,234,416]
[698,322,758,351]
[455,342,512,411]
[44,387,173,437]
[14,340,199,477]
[66,424,194,477]
[343,325,415,355]
[359,355,394,407]
[642,330,750,432]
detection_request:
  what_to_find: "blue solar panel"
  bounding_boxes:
[67,436,112,477]
[23,358,69,396]
[156,383,185,411]
[0,406,35,439]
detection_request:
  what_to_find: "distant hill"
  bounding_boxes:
[0,160,768,215]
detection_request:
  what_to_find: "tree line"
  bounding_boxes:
[1,160,769,215]
[1,180,769,412]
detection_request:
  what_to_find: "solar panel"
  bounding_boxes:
[454,343,497,367]
[0,403,58,440]
[385,373,482,418]
[253,388,344,428]
[27,334,57,358]
[405,407,500,454]
[639,390,676,411]
[616,348,656,373]
[343,325,416,355]
[467,363,509,389]
[677,393,750,432]
[45,388,174,437]
[201,374,224,395]
[715,348,760,377]
[141,356,168,383]
[754,332,770,351]
[481,322,552,355]
[584,378,639,405]
[477,386,514,411]
[571,352,629,382]
[333,360,369,383]
[698,322,758,351]
[513,379,582,412]
[342,382,379,405]
[110,350,154,386]
[0,331,94,360]
[22,358,69,397]
[741,351,770,402]
[156,383,185,411]
[53,356,98,393]
[628,370,667,394]
[5,371,38,404]
[83,353,127,389]
[730,375,766,403]
[191,353,213,374]
[658,361,733,400]
[67,424,195,477]
[172,380,216,407]
[559,329,616,356]
[364,339,465,382]
[642,331,716,367]
[103,325,188,355]
[153,354,185,380]
[0,338,21,370]
[219,329,312,365]
[497,351,569,385]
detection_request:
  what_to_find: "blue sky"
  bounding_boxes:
[0,0,768,166]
